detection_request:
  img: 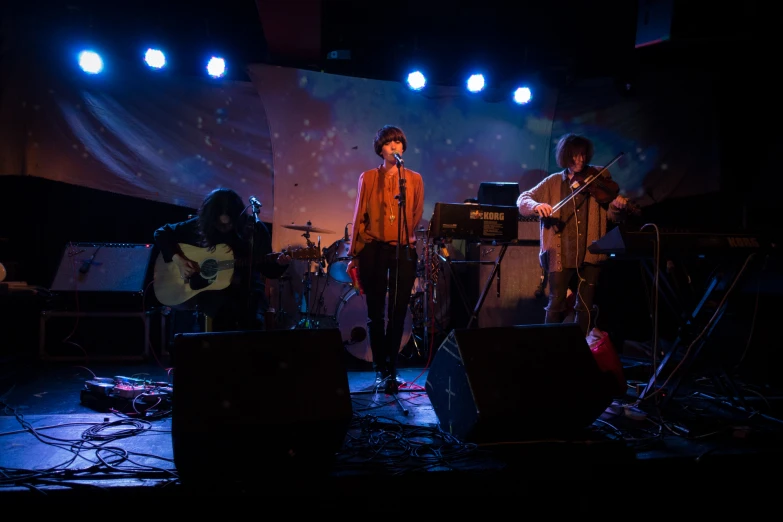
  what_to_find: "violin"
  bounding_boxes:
[550,153,624,215]
[544,152,642,220]
[571,166,620,205]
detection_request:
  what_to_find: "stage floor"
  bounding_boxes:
[2,352,783,507]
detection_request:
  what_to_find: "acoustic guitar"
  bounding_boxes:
[153,243,319,307]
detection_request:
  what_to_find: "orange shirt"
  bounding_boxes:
[348,165,424,257]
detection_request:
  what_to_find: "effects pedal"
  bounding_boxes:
[114,383,146,399]
[84,378,116,396]
[80,375,174,412]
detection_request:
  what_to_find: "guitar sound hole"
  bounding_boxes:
[200,259,218,279]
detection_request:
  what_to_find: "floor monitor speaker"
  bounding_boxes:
[170,328,353,486]
[426,324,614,442]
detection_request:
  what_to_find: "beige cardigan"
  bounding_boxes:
[517,169,623,273]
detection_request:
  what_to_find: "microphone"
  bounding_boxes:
[249,196,262,208]
[344,224,349,241]
[393,152,404,165]
[79,259,92,274]
[79,248,101,275]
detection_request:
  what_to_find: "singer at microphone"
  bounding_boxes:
[345,125,424,394]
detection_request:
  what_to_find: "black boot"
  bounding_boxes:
[384,364,400,394]
[373,361,390,387]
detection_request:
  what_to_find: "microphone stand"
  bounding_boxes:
[248,200,263,327]
[394,157,410,319]
[387,157,411,410]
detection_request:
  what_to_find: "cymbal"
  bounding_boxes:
[282,223,335,234]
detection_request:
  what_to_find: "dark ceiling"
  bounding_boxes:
[318,0,765,85]
[0,0,767,84]
[320,0,640,83]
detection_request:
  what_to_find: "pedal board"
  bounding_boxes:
[80,375,173,414]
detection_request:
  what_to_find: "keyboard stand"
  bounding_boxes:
[639,252,758,407]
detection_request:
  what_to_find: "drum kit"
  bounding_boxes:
[272,221,416,363]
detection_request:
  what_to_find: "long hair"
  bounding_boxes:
[197,188,246,248]
[554,133,594,169]
[373,125,407,157]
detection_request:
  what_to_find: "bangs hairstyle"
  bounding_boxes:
[373,125,408,157]
[554,133,594,169]
[197,187,246,248]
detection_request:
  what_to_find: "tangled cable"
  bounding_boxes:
[81,419,152,441]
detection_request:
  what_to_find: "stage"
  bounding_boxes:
[2,349,783,507]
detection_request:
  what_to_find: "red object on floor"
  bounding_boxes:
[586,328,626,396]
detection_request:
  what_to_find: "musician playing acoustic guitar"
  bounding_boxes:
[153,187,291,332]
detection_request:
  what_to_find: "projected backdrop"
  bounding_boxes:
[247,64,558,252]
[0,56,276,222]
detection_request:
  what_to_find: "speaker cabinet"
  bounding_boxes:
[50,242,154,292]
[636,0,674,48]
[170,328,353,486]
[425,324,614,442]
[49,243,155,310]
[468,241,548,328]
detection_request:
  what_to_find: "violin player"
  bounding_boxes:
[517,133,629,336]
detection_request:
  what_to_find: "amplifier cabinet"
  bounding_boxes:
[39,311,151,361]
[49,242,154,293]
[470,243,549,328]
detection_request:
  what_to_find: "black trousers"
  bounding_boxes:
[545,264,601,336]
[357,241,418,375]
[194,285,265,332]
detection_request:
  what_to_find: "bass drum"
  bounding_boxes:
[336,289,412,363]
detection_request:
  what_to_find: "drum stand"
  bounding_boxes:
[413,239,434,358]
[271,275,289,329]
[293,229,324,330]
[409,237,449,360]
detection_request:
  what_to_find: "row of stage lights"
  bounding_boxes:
[77,49,533,104]
[77,48,228,78]
[402,70,532,105]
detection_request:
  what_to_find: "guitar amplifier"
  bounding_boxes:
[49,243,155,310]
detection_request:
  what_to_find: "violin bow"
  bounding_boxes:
[551,152,625,214]
[584,152,624,183]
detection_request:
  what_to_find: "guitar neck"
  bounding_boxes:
[232,252,278,270]
[218,259,235,271]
